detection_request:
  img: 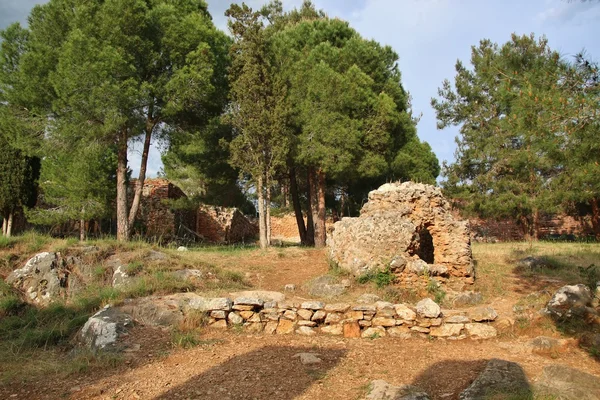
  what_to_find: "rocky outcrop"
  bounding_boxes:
[544,284,595,320]
[328,182,474,285]
[5,252,84,304]
[535,364,600,399]
[78,306,134,351]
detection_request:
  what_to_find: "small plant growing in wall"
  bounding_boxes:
[356,266,396,288]
[427,278,446,305]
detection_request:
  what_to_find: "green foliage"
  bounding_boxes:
[433,33,600,238]
[427,279,447,305]
[125,261,144,276]
[357,266,396,288]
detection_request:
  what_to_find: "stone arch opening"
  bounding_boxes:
[414,225,435,264]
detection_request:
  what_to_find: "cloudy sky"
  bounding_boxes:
[2,0,599,178]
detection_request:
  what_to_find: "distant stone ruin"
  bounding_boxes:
[328,182,474,285]
[197,205,257,244]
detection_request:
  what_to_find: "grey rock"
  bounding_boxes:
[529,336,560,352]
[145,250,167,261]
[406,260,449,277]
[172,269,203,283]
[112,265,134,289]
[517,256,551,270]
[78,306,134,351]
[188,297,233,311]
[118,294,187,326]
[6,252,71,304]
[176,246,188,252]
[545,284,594,319]
[416,298,441,318]
[284,284,296,292]
[535,364,600,399]
[394,304,416,321]
[227,312,244,325]
[366,380,430,400]
[233,297,264,307]
[460,359,531,399]
[293,352,322,365]
[464,323,497,339]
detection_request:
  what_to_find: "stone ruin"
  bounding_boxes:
[328,182,475,286]
[197,205,257,244]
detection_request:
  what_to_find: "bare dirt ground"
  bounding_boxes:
[2,241,600,400]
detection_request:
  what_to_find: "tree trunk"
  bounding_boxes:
[6,212,13,238]
[532,208,540,241]
[591,198,600,241]
[2,216,6,237]
[281,179,289,208]
[266,174,272,246]
[289,167,307,245]
[257,175,267,249]
[127,122,154,236]
[116,128,129,242]
[314,168,327,248]
[306,168,315,246]
[79,219,86,242]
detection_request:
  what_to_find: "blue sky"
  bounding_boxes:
[2,0,599,178]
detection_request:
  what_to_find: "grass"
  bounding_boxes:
[356,266,396,288]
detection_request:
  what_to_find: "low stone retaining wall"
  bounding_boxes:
[191,296,498,340]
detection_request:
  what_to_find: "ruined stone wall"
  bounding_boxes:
[136,179,196,241]
[196,206,257,244]
[328,182,475,285]
[271,213,334,243]
[469,214,594,242]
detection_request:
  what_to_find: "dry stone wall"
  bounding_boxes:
[328,182,475,285]
[196,206,257,244]
[124,293,498,340]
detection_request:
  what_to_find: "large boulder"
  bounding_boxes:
[459,359,531,399]
[544,284,595,320]
[6,252,84,305]
[328,182,474,282]
[306,275,348,298]
[78,306,134,351]
[535,365,600,399]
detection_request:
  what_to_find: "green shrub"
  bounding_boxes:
[357,267,396,288]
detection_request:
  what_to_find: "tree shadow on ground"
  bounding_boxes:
[411,359,532,400]
[153,345,346,400]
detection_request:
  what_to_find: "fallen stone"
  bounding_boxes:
[516,256,551,270]
[284,284,296,292]
[535,364,600,399]
[416,298,441,318]
[112,265,134,289]
[78,306,134,351]
[464,323,497,339]
[145,250,167,261]
[176,246,188,252]
[459,359,530,399]
[293,353,322,365]
[366,380,430,400]
[469,307,498,322]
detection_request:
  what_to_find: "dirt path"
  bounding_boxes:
[4,329,600,400]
